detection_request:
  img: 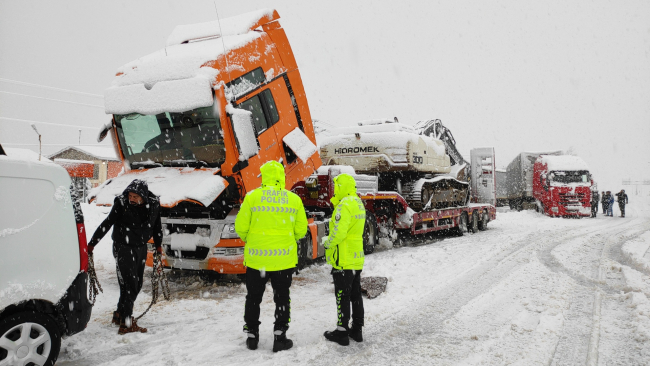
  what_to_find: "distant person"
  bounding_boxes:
[601,191,608,214]
[87,179,162,335]
[590,190,600,218]
[607,191,615,216]
[615,189,629,217]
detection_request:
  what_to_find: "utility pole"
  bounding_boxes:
[78,129,81,145]
[30,124,41,161]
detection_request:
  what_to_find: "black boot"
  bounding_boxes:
[246,330,259,350]
[349,325,363,343]
[273,330,293,352]
[324,326,349,346]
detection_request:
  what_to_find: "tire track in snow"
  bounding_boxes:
[536,211,650,366]
[307,221,584,366]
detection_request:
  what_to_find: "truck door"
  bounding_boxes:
[470,147,496,206]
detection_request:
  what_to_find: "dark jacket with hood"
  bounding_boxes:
[88,179,162,248]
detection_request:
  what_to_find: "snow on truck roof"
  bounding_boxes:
[538,155,589,171]
[104,9,279,116]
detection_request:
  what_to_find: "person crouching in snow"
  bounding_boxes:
[87,179,162,334]
[323,173,366,346]
[235,161,308,352]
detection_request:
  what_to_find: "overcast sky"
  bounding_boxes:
[1,0,649,192]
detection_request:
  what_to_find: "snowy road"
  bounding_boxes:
[57,198,650,366]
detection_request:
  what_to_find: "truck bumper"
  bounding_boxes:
[56,272,92,337]
[146,238,247,274]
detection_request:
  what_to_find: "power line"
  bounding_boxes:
[0,78,104,98]
[0,91,104,109]
[0,116,101,129]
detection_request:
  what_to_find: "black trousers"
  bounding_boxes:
[244,267,293,332]
[113,243,147,318]
[591,202,598,217]
[602,202,607,214]
[619,203,626,217]
[332,269,364,330]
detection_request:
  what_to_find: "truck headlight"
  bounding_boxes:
[551,207,559,213]
[220,223,239,239]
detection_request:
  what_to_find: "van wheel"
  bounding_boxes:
[0,310,61,366]
[478,210,489,231]
[363,213,378,255]
[470,211,479,233]
[298,232,313,270]
[455,212,469,236]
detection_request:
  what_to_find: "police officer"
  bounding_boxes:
[235,161,308,352]
[323,173,366,346]
[87,179,162,335]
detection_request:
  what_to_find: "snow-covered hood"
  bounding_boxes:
[89,167,228,207]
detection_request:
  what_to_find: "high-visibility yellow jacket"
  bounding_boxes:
[235,161,308,271]
[324,174,366,270]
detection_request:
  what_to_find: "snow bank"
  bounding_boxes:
[166,9,277,46]
[89,168,227,207]
[105,77,214,115]
[539,155,589,171]
[282,128,318,163]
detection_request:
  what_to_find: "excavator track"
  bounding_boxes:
[401,176,469,211]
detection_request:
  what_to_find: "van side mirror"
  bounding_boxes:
[97,122,112,142]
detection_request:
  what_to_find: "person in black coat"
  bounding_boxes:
[87,179,162,334]
[615,189,629,217]
[590,190,600,217]
[600,191,607,214]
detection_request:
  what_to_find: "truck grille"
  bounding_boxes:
[165,246,210,260]
[558,192,586,206]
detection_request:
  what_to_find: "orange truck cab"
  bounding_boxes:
[91,9,322,274]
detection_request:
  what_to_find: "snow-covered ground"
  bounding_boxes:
[57,197,650,366]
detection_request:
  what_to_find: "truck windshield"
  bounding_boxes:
[115,104,225,168]
[549,170,589,184]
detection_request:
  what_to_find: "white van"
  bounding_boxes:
[0,145,92,366]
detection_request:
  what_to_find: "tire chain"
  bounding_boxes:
[88,252,103,306]
[135,253,171,321]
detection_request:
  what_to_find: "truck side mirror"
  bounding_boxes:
[540,174,548,191]
[228,107,259,159]
[97,122,112,142]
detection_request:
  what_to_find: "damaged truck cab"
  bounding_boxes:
[92,9,321,274]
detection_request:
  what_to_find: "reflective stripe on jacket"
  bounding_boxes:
[235,161,308,271]
[325,174,366,270]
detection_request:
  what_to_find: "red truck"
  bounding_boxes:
[532,155,592,217]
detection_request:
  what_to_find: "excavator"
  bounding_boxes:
[319,118,470,211]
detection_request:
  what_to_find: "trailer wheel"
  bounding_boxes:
[470,211,479,233]
[455,212,469,236]
[298,232,313,270]
[478,210,489,231]
[363,213,378,255]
